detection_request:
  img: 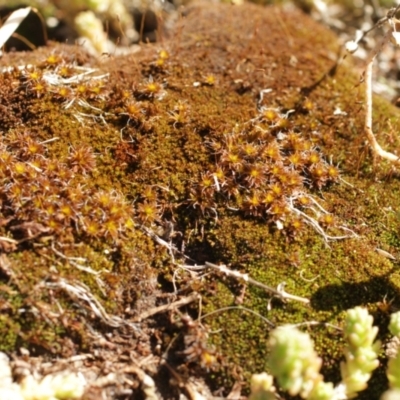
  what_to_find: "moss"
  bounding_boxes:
[0,1,400,397]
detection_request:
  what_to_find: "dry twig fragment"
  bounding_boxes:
[205,262,309,304]
[364,55,400,164]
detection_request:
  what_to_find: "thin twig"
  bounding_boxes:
[199,305,275,327]
[44,278,139,330]
[204,262,309,304]
[133,293,200,322]
[287,320,342,331]
[364,53,400,164]
[288,202,356,243]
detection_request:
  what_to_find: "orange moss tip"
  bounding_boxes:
[213,166,225,180]
[243,191,263,215]
[138,78,165,99]
[309,163,329,188]
[285,217,304,237]
[327,165,340,180]
[54,86,71,101]
[262,108,279,122]
[82,217,101,237]
[297,195,311,207]
[260,108,290,129]
[220,151,242,169]
[262,191,275,204]
[199,351,218,369]
[58,65,74,78]
[88,80,107,96]
[290,218,303,230]
[268,201,288,217]
[153,49,170,67]
[303,99,314,111]
[275,118,289,129]
[30,80,47,97]
[42,53,63,67]
[241,143,259,158]
[244,164,265,187]
[286,171,303,187]
[123,101,145,121]
[199,172,215,190]
[307,151,320,165]
[262,141,282,161]
[68,145,96,173]
[142,186,158,202]
[154,58,165,68]
[288,152,303,167]
[319,214,335,227]
[158,49,169,60]
[24,69,42,81]
[269,183,283,197]
[168,100,190,126]
[59,202,74,218]
[137,201,160,224]
[203,74,216,86]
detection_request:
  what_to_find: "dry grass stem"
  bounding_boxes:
[364,56,400,164]
[0,7,31,49]
[204,262,309,304]
[133,293,201,322]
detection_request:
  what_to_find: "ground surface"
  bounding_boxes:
[1,1,400,399]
